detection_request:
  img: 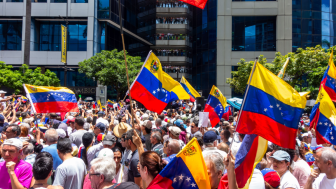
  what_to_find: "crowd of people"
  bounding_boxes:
[162,65,190,73]
[156,17,189,24]
[156,0,190,8]
[152,49,187,56]
[0,90,335,189]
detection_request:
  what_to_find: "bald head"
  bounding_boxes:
[167,139,180,156]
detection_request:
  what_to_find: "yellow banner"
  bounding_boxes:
[61,25,67,63]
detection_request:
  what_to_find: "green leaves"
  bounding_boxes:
[226,45,334,99]
[0,62,60,94]
[78,49,143,98]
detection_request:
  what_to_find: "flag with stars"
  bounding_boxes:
[107,100,114,108]
[222,105,232,121]
[179,0,208,9]
[204,85,227,127]
[147,137,211,189]
[128,51,190,114]
[312,86,336,145]
[23,84,78,113]
[236,62,308,149]
[180,76,200,102]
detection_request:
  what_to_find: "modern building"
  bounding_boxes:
[0,0,152,100]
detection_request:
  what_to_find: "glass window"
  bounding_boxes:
[32,0,47,2]
[232,16,276,51]
[6,0,23,2]
[50,0,67,3]
[37,21,87,51]
[0,20,22,50]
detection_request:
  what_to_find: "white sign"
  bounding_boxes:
[198,112,209,128]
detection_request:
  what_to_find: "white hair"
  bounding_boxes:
[23,143,34,155]
[19,123,30,130]
[317,148,336,168]
[83,123,90,131]
[90,157,116,182]
[203,151,224,173]
[45,128,58,143]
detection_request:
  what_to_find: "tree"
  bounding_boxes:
[78,49,143,99]
[226,45,334,99]
[0,62,60,94]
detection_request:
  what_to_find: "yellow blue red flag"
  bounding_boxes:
[129,51,190,113]
[180,76,200,102]
[23,84,78,113]
[148,137,211,189]
[236,62,308,149]
[204,85,227,127]
[107,100,114,108]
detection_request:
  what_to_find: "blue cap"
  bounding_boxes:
[175,119,183,127]
[0,114,4,122]
[98,111,105,115]
[96,122,105,130]
[270,150,290,162]
[203,131,217,143]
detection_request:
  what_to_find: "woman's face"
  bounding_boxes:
[121,117,126,123]
[113,151,122,166]
[139,163,148,181]
[272,159,289,173]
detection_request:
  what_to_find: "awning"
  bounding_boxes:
[227,97,243,110]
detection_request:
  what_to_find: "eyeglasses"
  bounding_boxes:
[89,173,100,177]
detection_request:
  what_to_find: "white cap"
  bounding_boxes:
[308,131,312,137]
[141,114,149,120]
[98,148,114,159]
[169,126,181,137]
[302,133,309,137]
[56,129,66,138]
[0,90,7,94]
[3,138,23,150]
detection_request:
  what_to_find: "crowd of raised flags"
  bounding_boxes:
[0,48,336,189]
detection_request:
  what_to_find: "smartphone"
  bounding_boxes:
[133,104,136,109]
[115,107,118,111]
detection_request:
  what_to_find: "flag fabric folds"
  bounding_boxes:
[21,96,28,103]
[179,0,208,9]
[312,86,336,145]
[107,100,114,108]
[234,134,268,189]
[222,105,232,121]
[236,62,307,149]
[180,76,200,102]
[277,58,290,79]
[204,85,227,127]
[129,51,190,113]
[23,84,78,113]
[97,100,102,110]
[102,106,106,111]
[148,137,211,189]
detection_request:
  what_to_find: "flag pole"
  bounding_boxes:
[118,0,134,128]
[229,57,258,150]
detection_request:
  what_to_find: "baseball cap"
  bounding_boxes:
[56,129,66,138]
[261,168,280,188]
[311,145,323,151]
[305,153,315,166]
[303,142,310,150]
[270,150,291,162]
[159,125,168,133]
[141,120,152,129]
[0,114,4,122]
[82,132,94,147]
[141,114,149,121]
[58,123,68,133]
[98,111,105,116]
[97,134,104,142]
[98,148,114,158]
[174,119,184,127]
[66,117,75,124]
[302,133,308,137]
[96,122,106,131]
[203,131,217,143]
[3,138,23,150]
[0,90,7,94]
[168,126,181,137]
[103,134,116,146]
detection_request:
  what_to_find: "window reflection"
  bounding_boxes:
[0,20,22,50]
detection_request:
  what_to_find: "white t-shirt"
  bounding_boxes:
[249,169,266,189]
[0,97,6,109]
[96,117,109,127]
[280,170,300,189]
[293,159,311,188]
[313,173,336,189]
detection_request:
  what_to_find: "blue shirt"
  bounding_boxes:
[41,144,63,170]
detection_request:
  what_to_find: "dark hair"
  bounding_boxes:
[33,157,53,180]
[167,112,172,117]
[228,116,234,122]
[239,133,246,140]
[196,136,203,147]
[86,117,93,123]
[223,130,231,140]
[92,116,97,126]
[140,151,167,178]
[186,119,190,124]
[121,133,127,140]
[158,114,165,120]
[7,124,21,136]
[75,116,85,127]
[28,139,43,153]
[82,133,94,167]
[21,112,27,119]
[144,127,152,134]
[112,146,122,157]
[126,129,135,141]
[193,121,199,127]
[36,151,53,160]
[57,138,72,154]
[52,122,60,129]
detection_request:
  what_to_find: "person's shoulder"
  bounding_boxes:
[18,160,33,169]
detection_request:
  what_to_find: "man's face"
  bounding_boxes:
[302,136,308,143]
[93,127,100,136]
[2,145,21,162]
[191,123,198,134]
[315,151,330,173]
[70,122,75,129]
[163,142,168,155]
[150,133,156,144]
[229,126,235,134]
[5,127,16,139]
[121,117,126,123]
[0,93,4,98]
[205,160,221,189]
[113,151,122,166]
[89,167,103,189]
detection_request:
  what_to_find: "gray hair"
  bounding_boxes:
[151,131,162,142]
[155,118,162,125]
[19,123,30,130]
[203,152,224,173]
[45,128,58,143]
[204,141,215,147]
[168,139,180,154]
[23,143,34,155]
[83,123,90,131]
[90,157,116,182]
[317,148,336,168]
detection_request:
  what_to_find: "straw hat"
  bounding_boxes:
[113,122,132,138]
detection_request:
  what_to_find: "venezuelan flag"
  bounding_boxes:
[235,134,268,189]
[148,137,210,189]
[236,62,307,149]
[102,106,106,111]
[179,0,208,9]
[312,86,336,145]
[93,101,97,109]
[180,76,200,103]
[97,100,102,110]
[320,50,336,101]
[21,96,28,103]
[107,100,113,108]
[23,84,78,113]
[129,51,190,113]
[222,105,232,121]
[204,85,227,127]
[277,57,290,79]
